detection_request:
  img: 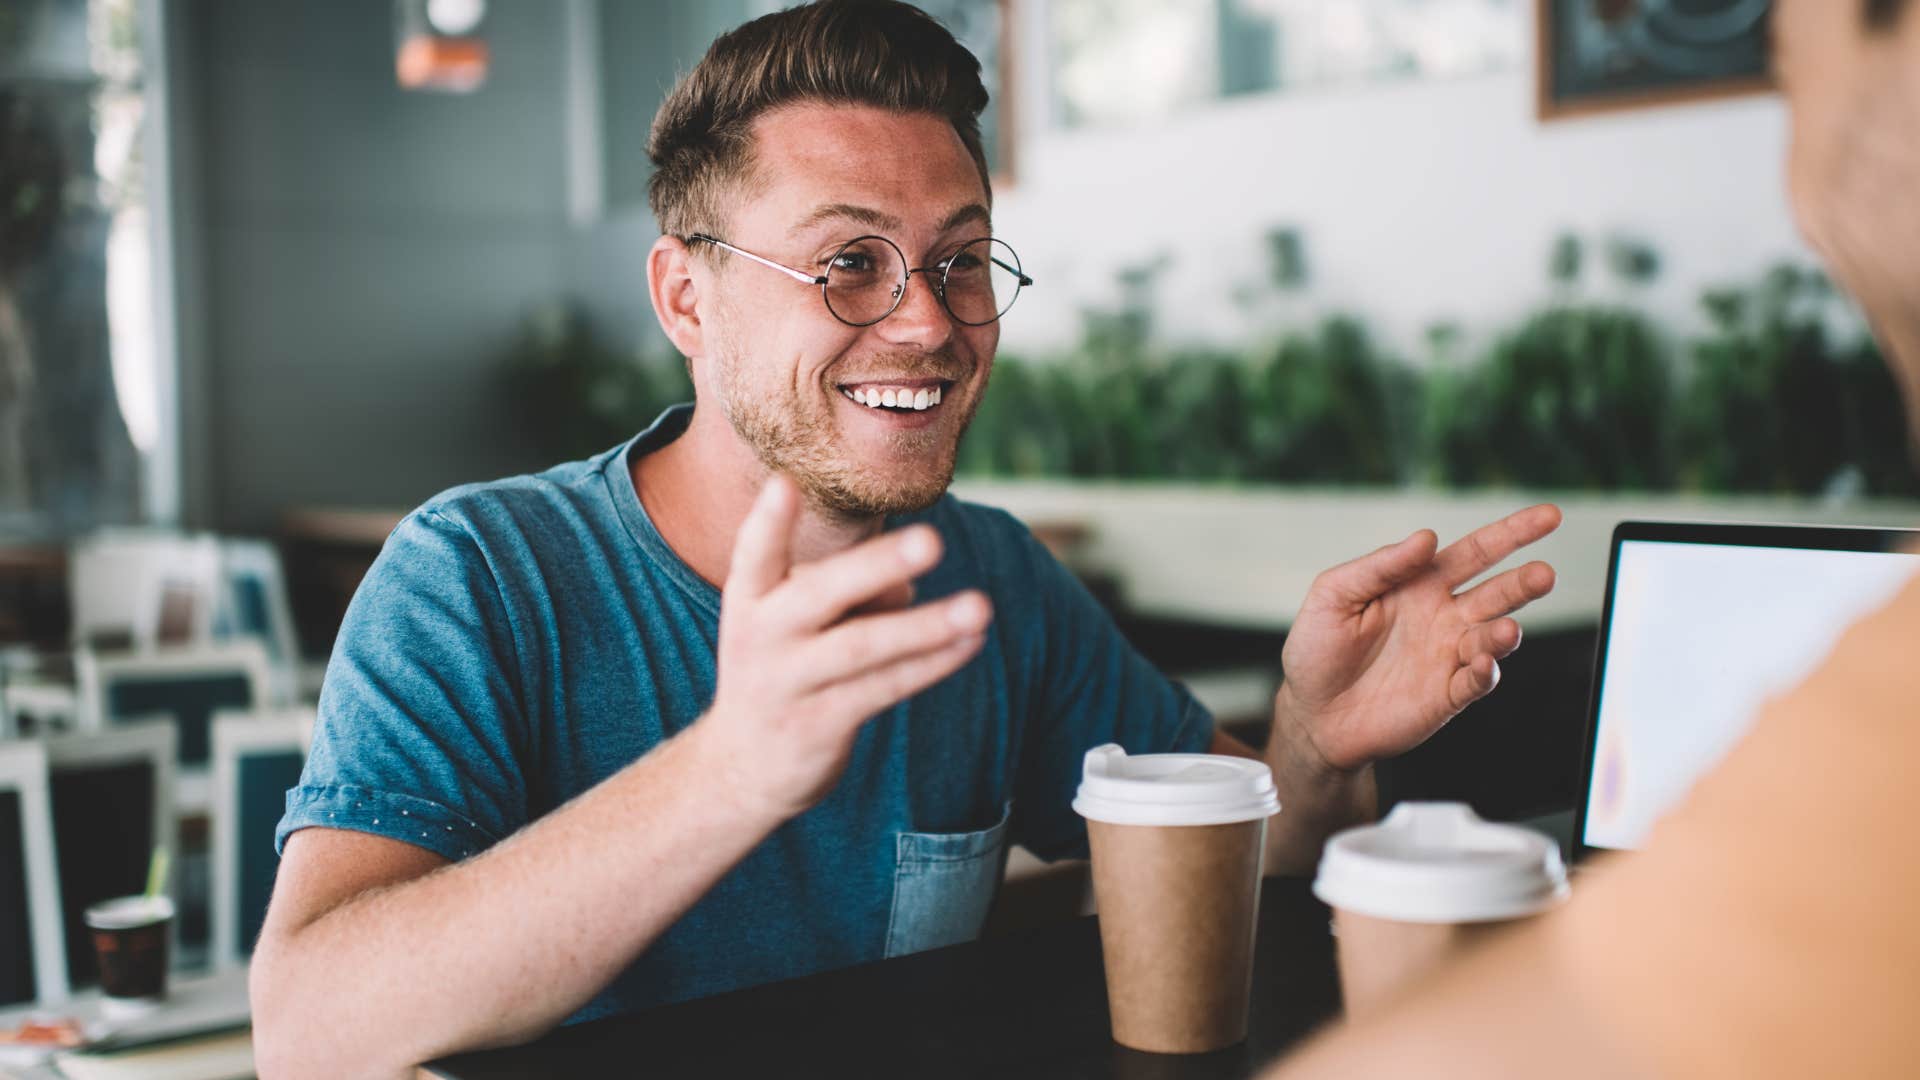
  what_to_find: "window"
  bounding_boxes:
[0,0,154,537]
[1048,0,1524,129]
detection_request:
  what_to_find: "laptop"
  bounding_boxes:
[1571,520,1920,863]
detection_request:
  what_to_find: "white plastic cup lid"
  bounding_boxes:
[84,894,175,931]
[1072,743,1281,827]
[1312,802,1569,924]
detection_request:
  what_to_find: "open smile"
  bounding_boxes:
[835,377,957,414]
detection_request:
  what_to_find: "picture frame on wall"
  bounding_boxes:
[1536,0,1773,121]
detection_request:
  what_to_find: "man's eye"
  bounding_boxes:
[832,252,877,273]
[944,252,985,273]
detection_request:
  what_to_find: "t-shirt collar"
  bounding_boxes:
[600,403,724,618]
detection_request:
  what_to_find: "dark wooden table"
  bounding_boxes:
[428,877,1340,1079]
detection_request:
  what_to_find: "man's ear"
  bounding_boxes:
[648,235,705,359]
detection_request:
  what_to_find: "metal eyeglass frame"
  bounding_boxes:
[685,232,1033,327]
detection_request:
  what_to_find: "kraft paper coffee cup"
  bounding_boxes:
[1074,744,1281,1054]
[1312,802,1568,1019]
[85,895,174,1013]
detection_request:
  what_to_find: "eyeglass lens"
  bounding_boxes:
[823,237,1025,327]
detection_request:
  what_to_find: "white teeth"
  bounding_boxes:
[845,384,949,410]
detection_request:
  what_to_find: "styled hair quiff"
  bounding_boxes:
[645,0,992,241]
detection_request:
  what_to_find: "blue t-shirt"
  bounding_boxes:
[277,404,1214,1021]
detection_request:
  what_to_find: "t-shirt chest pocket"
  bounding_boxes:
[883,800,1013,959]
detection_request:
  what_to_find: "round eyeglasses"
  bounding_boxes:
[687,233,1032,328]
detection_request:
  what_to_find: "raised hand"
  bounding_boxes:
[1276,505,1562,773]
[699,474,992,821]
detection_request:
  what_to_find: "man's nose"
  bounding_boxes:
[875,270,954,349]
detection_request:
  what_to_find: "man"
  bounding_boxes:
[1268,1,1920,1076]
[247,3,1558,1076]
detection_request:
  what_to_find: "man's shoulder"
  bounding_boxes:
[408,446,626,546]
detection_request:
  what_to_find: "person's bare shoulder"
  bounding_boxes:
[1781,566,1920,722]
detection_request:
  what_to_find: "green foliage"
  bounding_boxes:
[502,306,692,461]
[1679,265,1917,496]
[1425,303,1675,490]
[958,318,1409,484]
[1605,234,1662,286]
[953,246,1913,497]
[1244,317,1412,485]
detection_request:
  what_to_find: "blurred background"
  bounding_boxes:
[1,0,1915,1048]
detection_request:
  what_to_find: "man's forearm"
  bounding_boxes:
[250,722,786,1078]
[1261,683,1377,875]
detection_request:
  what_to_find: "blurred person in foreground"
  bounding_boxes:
[246,2,1561,1075]
[1267,1,1920,1076]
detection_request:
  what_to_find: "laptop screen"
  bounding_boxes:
[1581,534,1920,853]
[49,760,155,986]
[0,787,36,1006]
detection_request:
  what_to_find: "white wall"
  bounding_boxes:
[993,53,1810,357]
[953,479,1920,634]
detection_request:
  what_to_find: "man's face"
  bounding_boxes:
[1776,0,1920,426]
[694,103,999,519]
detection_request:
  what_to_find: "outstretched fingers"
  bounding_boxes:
[1449,653,1502,712]
[767,524,945,632]
[1456,561,1557,624]
[796,590,993,694]
[1433,504,1563,589]
[726,474,802,600]
[1312,530,1441,610]
[1456,617,1523,666]
[812,630,989,728]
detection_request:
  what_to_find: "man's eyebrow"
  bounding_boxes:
[789,203,903,236]
[936,203,991,235]
[785,202,993,238]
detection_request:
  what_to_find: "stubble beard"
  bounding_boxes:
[709,332,986,520]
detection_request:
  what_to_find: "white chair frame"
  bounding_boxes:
[209,707,314,970]
[74,641,274,736]
[0,740,69,1005]
[218,540,302,706]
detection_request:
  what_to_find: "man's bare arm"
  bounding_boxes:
[250,725,794,1078]
[252,476,993,1077]
[1209,726,1375,876]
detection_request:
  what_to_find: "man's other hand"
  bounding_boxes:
[1275,504,1562,774]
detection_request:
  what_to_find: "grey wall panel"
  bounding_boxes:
[207,220,562,526]
[190,0,578,529]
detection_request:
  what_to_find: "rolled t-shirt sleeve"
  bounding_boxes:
[277,508,532,863]
[999,520,1215,861]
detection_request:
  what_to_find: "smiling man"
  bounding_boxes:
[247,3,1558,1076]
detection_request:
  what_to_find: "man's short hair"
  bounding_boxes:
[646,0,991,242]
[1866,0,1912,29]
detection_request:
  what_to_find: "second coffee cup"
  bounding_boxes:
[1312,802,1569,1020]
[84,894,175,1016]
[1073,743,1281,1054]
